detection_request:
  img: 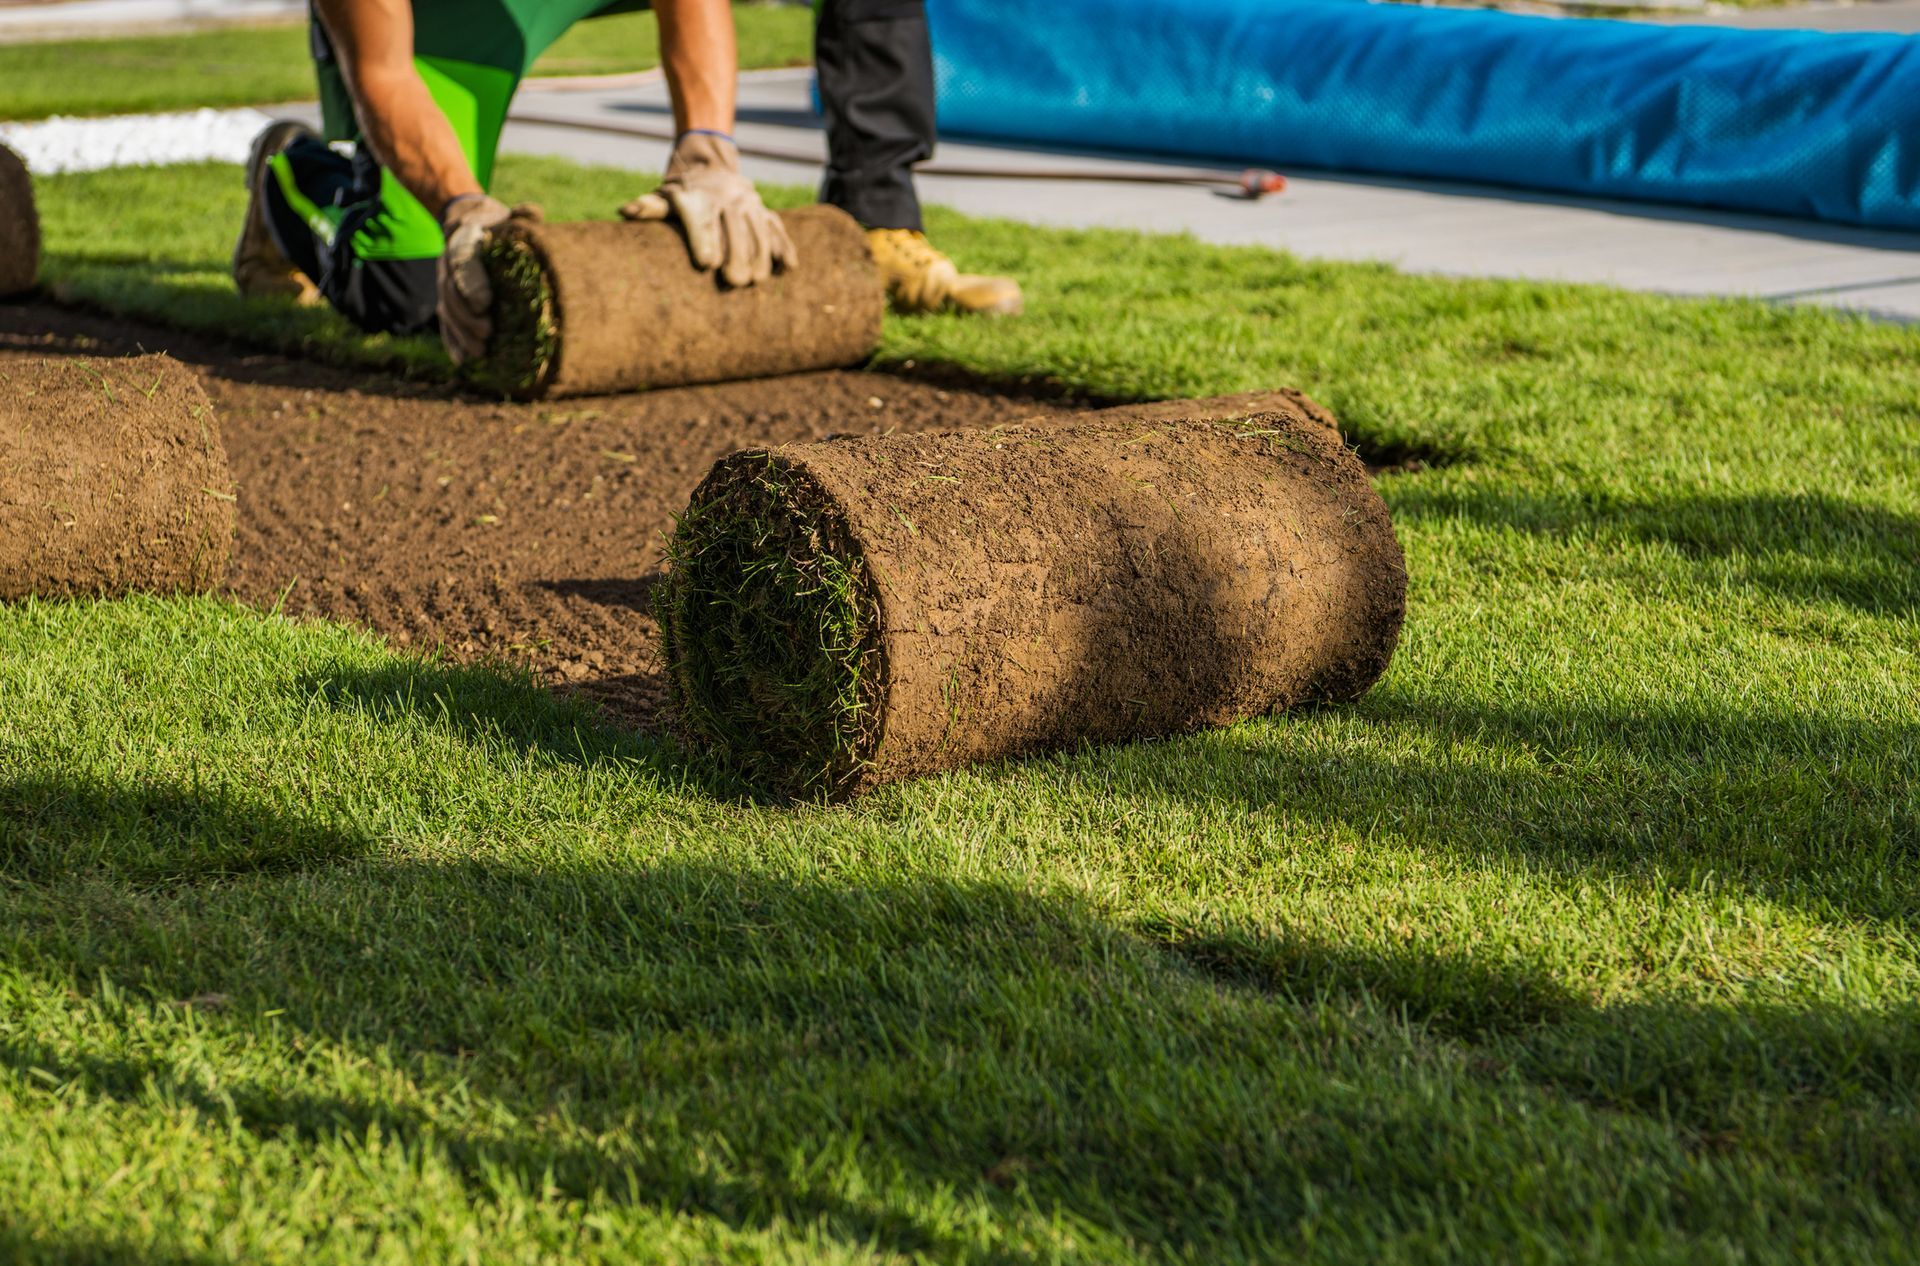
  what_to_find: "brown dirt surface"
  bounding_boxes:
[0,302,1076,729]
[0,143,38,297]
[0,352,234,601]
[484,205,884,398]
[670,393,1407,797]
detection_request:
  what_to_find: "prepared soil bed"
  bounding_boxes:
[0,142,38,297]
[0,353,233,601]
[0,303,1074,730]
[659,394,1406,799]
[474,207,884,399]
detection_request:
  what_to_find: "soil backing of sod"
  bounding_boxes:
[0,302,1077,730]
[0,142,37,297]
[659,393,1407,799]
[0,352,233,601]
[472,206,884,399]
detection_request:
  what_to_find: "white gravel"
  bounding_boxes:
[0,107,275,174]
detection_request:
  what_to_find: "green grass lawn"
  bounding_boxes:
[0,3,812,121]
[4,155,1919,1262]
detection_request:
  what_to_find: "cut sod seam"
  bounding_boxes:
[656,451,886,801]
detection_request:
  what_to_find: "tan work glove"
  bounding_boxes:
[436,193,514,366]
[620,131,795,287]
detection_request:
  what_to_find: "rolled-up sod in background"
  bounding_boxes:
[470,205,884,398]
[0,142,38,297]
[658,391,1407,799]
[0,355,235,600]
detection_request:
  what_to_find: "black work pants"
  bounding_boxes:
[815,0,934,232]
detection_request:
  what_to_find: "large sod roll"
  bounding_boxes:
[0,355,235,600]
[658,391,1407,799]
[470,205,884,399]
[0,143,38,297]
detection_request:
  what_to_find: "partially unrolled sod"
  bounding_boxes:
[470,205,884,398]
[0,355,235,600]
[658,391,1408,799]
[0,142,38,297]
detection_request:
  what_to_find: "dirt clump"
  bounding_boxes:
[0,353,234,601]
[474,205,884,399]
[659,392,1407,798]
[0,143,38,298]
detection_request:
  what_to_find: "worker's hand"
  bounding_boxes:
[620,131,795,287]
[436,193,513,366]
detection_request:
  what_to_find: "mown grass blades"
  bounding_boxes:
[657,452,883,800]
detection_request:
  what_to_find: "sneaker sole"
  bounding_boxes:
[233,120,319,300]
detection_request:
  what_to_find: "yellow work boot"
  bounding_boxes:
[233,120,321,304]
[865,228,1022,316]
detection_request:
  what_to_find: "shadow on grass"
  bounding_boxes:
[0,1222,221,1266]
[1147,912,1920,1098]
[1146,913,1920,1183]
[5,773,1920,1253]
[1138,910,1583,1041]
[1040,690,1919,926]
[1391,485,1920,616]
[293,653,751,801]
[0,775,369,883]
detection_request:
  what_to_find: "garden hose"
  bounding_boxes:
[503,108,1288,199]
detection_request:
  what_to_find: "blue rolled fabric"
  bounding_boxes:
[925,0,1920,230]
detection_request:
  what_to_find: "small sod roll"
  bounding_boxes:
[469,205,884,399]
[658,391,1408,799]
[0,143,39,297]
[0,354,235,600]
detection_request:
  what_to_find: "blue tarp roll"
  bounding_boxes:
[925,0,1920,230]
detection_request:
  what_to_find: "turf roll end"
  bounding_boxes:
[470,205,884,399]
[0,143,39,297]
[659,452,885,799]
[0,354,235,600]
[469,230,559,399]
[658,391,1409,799]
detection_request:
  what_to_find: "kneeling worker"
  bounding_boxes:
[233,0,792,363]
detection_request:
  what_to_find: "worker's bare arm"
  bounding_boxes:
[312,0,483,219]
[654,0,738,136]
[625,0,790,285]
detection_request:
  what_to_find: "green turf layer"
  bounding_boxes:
[467,232,560,399]
[658,454,882,800]
[5,153,1918,1263]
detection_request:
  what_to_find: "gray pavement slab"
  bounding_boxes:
[1669,0,1920,31]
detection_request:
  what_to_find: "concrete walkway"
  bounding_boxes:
[464,63,1920,323]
